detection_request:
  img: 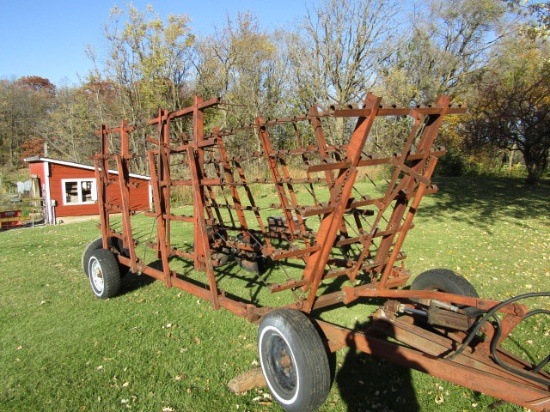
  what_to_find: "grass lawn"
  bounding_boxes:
[0,176,548,411]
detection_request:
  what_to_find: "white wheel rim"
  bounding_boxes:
[89,257,104,293]
[259,325,300,405]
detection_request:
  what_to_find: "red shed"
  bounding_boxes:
[25,157,151,223]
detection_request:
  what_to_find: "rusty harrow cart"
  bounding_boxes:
[83,94,550,411]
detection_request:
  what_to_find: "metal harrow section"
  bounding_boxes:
[90,95,549,411]
[94,94,463,316]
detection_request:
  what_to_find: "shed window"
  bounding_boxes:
[62,179,97,205]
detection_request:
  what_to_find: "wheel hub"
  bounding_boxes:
[270,335,296,392]
[90,258,104,293]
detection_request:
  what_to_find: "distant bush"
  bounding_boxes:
[435,148,466,177]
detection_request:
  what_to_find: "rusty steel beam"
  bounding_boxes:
[315,319,550,411]
[300,93,382,312]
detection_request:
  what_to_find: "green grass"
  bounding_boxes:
[1,176,549,411]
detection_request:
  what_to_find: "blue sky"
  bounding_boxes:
[0,0,307,86]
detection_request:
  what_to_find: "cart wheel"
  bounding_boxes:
[410,268,478,312]
[258,308,331,412]
[82,238,104,275]
[82,237,130,277]
[87,249,121,299]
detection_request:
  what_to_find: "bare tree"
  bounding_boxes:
[399,0,506,104]
[193,13,288,128]
[287,0,400,109]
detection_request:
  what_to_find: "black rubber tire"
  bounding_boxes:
[410,269,478,313]
[87,249,121,299]
[258,308,331,412]
[411,269,478,297]
[82,238,104,275]
[82,237,130,277]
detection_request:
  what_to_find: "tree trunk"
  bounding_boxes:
[522,146,544,185]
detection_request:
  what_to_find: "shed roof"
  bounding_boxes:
[24,156,151,181]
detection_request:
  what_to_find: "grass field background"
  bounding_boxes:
[1,176,548,411]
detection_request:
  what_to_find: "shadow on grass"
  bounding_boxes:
[336,353,419,412]
[119,262,159,295]
[120,273,157,295]
[335,321,421,412]
[422,176,550,232]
